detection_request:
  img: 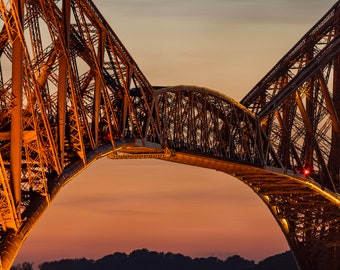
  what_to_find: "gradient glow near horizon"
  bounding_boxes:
[15,0,335,266]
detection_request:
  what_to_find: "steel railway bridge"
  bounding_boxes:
[0,0,339,269]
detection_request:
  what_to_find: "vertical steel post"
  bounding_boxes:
[329,4,340,188]
[93,31,105,145]
[58,0,71,168]
[10,0,24,212]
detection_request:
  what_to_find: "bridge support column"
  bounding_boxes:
[10,0,24,213]
[57,0,71,169]
[93,31,105,145]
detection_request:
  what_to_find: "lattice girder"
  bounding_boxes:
[0,1,339,270]
[156,86,281,167]
[241,2,340,194]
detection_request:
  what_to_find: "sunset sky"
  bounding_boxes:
[15,0,335,267]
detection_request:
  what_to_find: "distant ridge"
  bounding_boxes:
[12,249,299,270]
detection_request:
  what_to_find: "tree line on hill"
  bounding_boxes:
[11,249,298,270]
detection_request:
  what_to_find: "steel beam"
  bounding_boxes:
[57,0,71,169]
[93,31,105,145]
[10,0,24,212]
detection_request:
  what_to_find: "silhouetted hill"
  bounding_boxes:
[255,252,298,270]
[12,249,299,270]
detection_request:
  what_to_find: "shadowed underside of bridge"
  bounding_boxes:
[0,0,339,269]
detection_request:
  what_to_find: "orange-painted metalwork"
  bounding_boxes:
[0,0,339,269]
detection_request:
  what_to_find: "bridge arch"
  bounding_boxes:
[0,0,339,269]
[2,84,339,270]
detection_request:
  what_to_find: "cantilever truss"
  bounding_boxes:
[0,0,339,269]
[0,0,160,268]
[241,2,340,193]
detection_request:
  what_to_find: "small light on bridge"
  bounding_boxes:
[303,168,311,177]
[294,166,312,177]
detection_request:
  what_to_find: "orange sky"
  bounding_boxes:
[15,0,335,267]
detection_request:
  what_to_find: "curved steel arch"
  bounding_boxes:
[0,0,338,269]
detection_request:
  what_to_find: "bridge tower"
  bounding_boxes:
[0,1,339,269]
